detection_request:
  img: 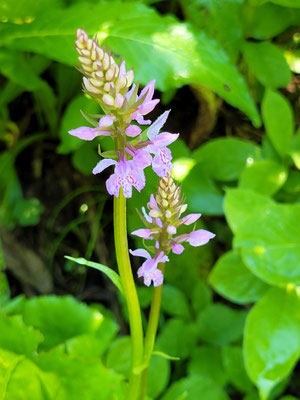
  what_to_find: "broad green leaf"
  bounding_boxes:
[36,346,125,400]
[182,0,245,61]
[0,2,260,124]
[224,189,272,234]
[245,3,300,40]
[0,49,46,91]
[106,336,169,398]
[106,336,131,378]
[222,345,253,392]
[280,397,300,400]
[161,375,230,400]
[71,142,100,175]
[239,160,287,196]
[196,303,247,346]
[0,0,63,21]
[156,318,198,359]
[191,280,213,313]
[22,295,105,350]
[161,284,191,319]
[243,42,291,88]
[244,287,300,400]
[225,189,300,286]
[58,94,99,154]
[65,308,118,359]
[0,312,43,356]
[147,355,170,399]
[65,256,123,294]
[182,162,224,215]
[188,345,227,387]
[193,138,261,182]
[209,250,269,305]
[0,348,54,400]
[262,89,294,157]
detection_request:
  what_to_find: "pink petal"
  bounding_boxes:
[133,149,152,169]
[142,206,152,223]
[125,125,142,137]
[139,99,160,115]
[92,158,117,175]
[181,213,202,226]
[138,80,155,102]
[129,248,151,259]
[119,61,126,76]
[153,132,179,148]
[69,126,97,141]
[152,268,164,287]
[147,110,170,140]
[105,174,120,197]
[136,114,152,125]
[99,115,115,128]
[131,228,155,239]
[167,225,177,235]
[187,229,216,246]
[171,243,185,255]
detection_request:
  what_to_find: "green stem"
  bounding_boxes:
[114,192,144,400]
[140,264,165,400]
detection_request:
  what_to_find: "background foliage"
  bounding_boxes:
[0,0,300,399]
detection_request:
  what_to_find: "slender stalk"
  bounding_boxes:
[140,264,165,400]
[114,192,144,399]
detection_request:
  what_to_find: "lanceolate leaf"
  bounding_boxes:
[0,2,260,125]
[65,256,123,294]
[244,287,300,399]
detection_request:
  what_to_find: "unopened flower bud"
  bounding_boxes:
[102,94,114,106]
[103,53,110,70]
[105,68,115,81]
[149,209,162,218]
[167,225,177,235]
[115,93,124,108]
[161,199,168,208]
[90,78,103,88]
[165,210,172,219]
[126,70,134,87]
[103,82,111,92]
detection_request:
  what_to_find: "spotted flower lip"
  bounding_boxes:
[92,157,146,198]
[129,249,168,287]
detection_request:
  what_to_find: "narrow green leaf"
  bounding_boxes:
[244,287,300,399]
[262,89,294,157]
[152,351,180,361]
[65,256,123,294]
